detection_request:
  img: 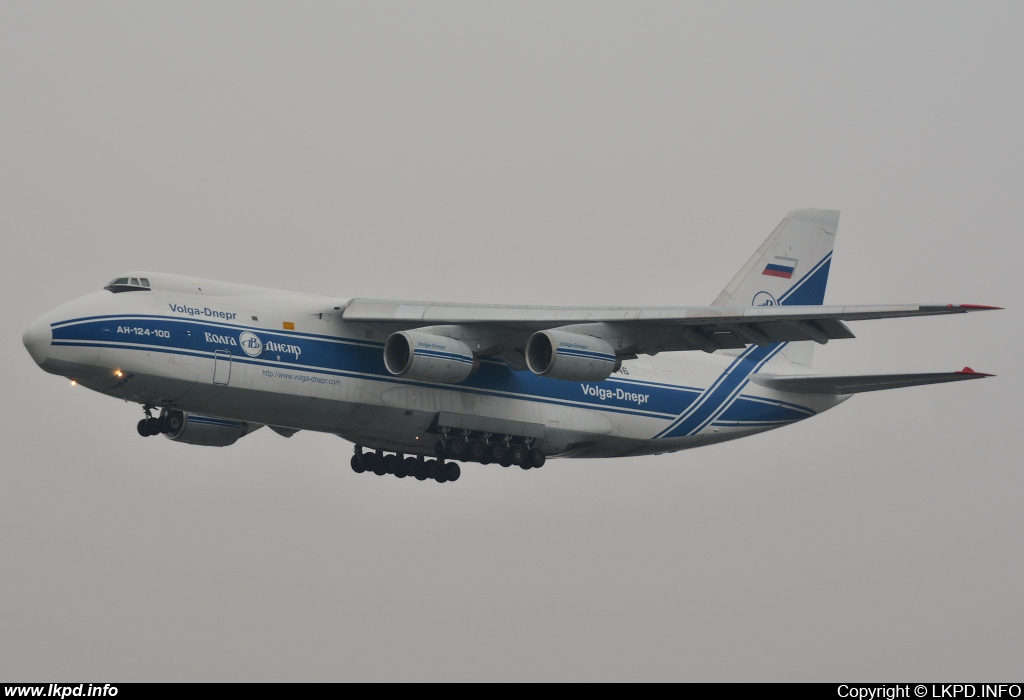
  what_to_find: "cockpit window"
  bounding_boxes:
[104,277,152,293]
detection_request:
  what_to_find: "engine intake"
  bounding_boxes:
[525,330,618,382]
[163,410,252,446]
[383,331,476,384]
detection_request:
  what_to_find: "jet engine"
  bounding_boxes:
[162,410,253,447]
[525,330,619,382]
[383,331,477,384]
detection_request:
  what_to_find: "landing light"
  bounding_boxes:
[70,380,77,386]
[114,370,123,377]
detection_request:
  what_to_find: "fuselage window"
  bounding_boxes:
[140,278,150,287]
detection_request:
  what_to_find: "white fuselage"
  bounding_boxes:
[23,273,847,458]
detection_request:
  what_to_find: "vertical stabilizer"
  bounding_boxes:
[711,209,839,366]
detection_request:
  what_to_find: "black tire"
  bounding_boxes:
[508,444,528,465]
[499,458,512,468]
[364,452,383,475]
[519,462,532,470]
[351,454,366,473]
[137,419,149,437]
[393,456,407,478]
[145,417,160,436]
[467,440,486,462]
[527,448,546,469]
[414,460,429,481]
[425,459,439,479]
[383,454,400,475]
[446,437,467,460]
[487,443,507,464]
[403,457,418,477]
[446,462,461,481]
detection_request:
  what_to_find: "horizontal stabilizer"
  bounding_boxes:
[750,367,994,394]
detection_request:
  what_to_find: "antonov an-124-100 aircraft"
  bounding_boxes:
[23,210,998,483]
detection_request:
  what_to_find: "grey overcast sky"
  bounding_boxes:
[1,1,1021,681]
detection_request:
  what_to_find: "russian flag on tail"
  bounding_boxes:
[762,255,798,279]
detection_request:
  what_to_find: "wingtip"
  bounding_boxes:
[956,367,995,377]
[958,304,1003,310]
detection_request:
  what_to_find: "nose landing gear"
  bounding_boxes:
[136,406,185,438]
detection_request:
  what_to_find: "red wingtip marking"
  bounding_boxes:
[956,367,994,377]
[959,304,1003,310]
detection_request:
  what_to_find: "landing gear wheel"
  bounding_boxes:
[527,448,546,469]
[499,457,512,468]
[137,419,149,437]
[351,454,366,473]
[403,457,418,477]
[508,444,528,466]
[487,443,507,464]
[364,452,383,476]
[425,459,440,479]
[446,462,461,481]
[145,417,160,436]
[392,455,408,478]
[467,440,486,462]
[446,437,467,460]
[519,461,532,470]
[414,460,429,481]
[382,454,400,475]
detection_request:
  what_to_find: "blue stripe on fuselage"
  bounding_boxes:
[50,315,694,419]
[50,308,820,434]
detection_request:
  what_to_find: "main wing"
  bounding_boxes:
[341,299,998,355]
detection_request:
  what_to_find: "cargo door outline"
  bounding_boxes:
[213,349,231,385]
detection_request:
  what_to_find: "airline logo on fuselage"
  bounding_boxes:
[202,330,301,359]
[239,331,263,357]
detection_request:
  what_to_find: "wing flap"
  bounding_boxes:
[750,368,994,394]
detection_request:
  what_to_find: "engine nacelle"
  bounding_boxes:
[525,330,619,382]
[383,331,476,384]
[162,410,252,447]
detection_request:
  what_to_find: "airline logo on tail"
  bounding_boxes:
[762,256,798,279]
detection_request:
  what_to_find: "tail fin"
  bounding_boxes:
[711,209,839,366]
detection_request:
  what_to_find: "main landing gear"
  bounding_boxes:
[435,434,546,470]
[351,446,461,484]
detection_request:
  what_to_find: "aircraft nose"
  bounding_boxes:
[23,316,52,366]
